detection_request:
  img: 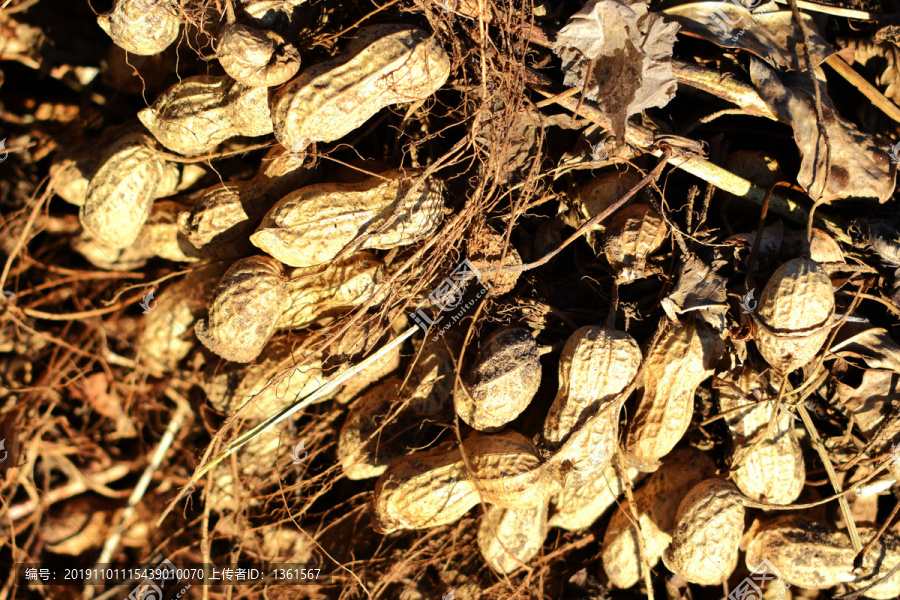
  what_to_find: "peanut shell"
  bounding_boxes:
[98,0,180,56]
[195,255,290,363]
[250,170,444,268]
[624,320,723,467]
[605,203,668,282]
[463,430,548,509]
[549,463,643,531]
[754,257,835,374]
[218,22,300,87]
[80,133,179,249]
[270,24,450,153]
[455,327,541,431]
[662,478,745,585]
[477,501,549,574]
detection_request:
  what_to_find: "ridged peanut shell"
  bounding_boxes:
[604,203,668,282]
[754,257,835,374]
[98,0,180,56]
[218,22,300,87]
[455,328,541,431]
[477,501,549,574]
[544,397,625,489]
[270,24,450,152]
[602,447,716,589]
[624,321,723,467]
[543,325,641,447]
[80,133,179,249]
[549,463,643,531]
[662,479,745,585]
[251,170,444,268]
[338,379,408,480]
[373,442,479,533]
[195,255,290,363]
[137,201,203,262]
[717,367,805,505]
[138,263,227,369]
[138,75,273,156]
[276,252,387,330]
[463,430,548,509]
[746,517,900,599]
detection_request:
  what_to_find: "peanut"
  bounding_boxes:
[138,75,273,157]
[753,257,835,374]
[218,21,300,87]
[372,442,479,534]
[542,326,641,487]
[463,430,548,509]
[178,146,309,257]
[477,501,549,574]
[139,263,227,369]
[602,447,716,589]
[455,327,542,431]
[195,255,291,363]
[251,170,444,268]
[662,478,745,585]
[624,320,723,467]
[549,463,643,531]
[746,516,900,599]
[338,379,409,480]
[717,367,805,505]
[276,251,388,330]
[270,24,450,153]
[97,0,180,56]
[79,133,179,249]
[136,200,203,262]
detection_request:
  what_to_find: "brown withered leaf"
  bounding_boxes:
[553,0,679,140]
[750,57,896,203]
[830,328,900,373]
[834,369,899,434]
[662,3,833,72]
[661,253,728,331]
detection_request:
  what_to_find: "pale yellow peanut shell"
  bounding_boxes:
[463,430,548,509]
[543,325,641,448]
[544,396,625,489]
[195,255,290,363]
[549,464,643,531]
[602,447,716,589]
[276,251,387,330]
[218,22,300,87]
[138,263,228,369]
[624,320,723,467]
[98,0,180,56]
[372,442,479,534]
[754,257,835,375]
[477,500,549,574]
[136,200,203,262]
[455,327,541,432]
[80,133,180,249]
[662,479,745,585]
[270,24,450,153]
[746,517,900,599]
[138,75,273,157]
[250,170,444,268]
[338,379,408,480]
[717,367,805,505]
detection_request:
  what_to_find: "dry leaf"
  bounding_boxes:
[834,369,899,434]
[662,3,833,72]
[830,328,900,373]
[661,253,728,330]
[553,0,679,140]
[750,57,896,203]
[850,218,900,267]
